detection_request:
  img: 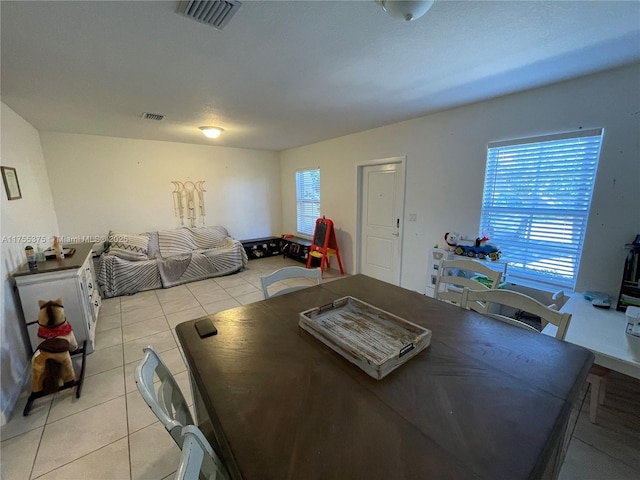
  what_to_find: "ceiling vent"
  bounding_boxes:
[179,0,242,31]
[141,112,165,121]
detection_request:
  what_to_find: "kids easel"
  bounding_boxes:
[307,217,344,275]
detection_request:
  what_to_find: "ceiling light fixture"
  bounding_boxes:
[199,126,223,139]
[376,0,434,22]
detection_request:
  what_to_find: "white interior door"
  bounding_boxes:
[359,161,405,285]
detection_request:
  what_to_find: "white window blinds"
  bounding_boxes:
[481,128,603,289]
[296,169,320,237]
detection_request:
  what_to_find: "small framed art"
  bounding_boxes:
[1,166,22,200]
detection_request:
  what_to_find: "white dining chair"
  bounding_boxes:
[260,266,322,299]
[174,425,229,480]
[135,345,194,448]
[459,286,612,422]
[434,258,503,307]
[460,287,572,340]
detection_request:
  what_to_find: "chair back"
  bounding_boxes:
[135,345,194,448]
[260,266,322,299]
[174,425,229,480]
[434,258,502,307]
[461,288,572,339]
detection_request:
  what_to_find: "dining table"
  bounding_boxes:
[176,274,593,480]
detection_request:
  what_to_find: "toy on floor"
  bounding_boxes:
[24,299,87,416]
[31,299,78,394]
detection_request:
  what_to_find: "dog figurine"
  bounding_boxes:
[31,299,78,395]
[444,232,460,251]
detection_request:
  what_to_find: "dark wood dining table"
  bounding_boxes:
[176,274,593,480]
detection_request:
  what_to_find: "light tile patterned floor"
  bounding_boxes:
[2,256,639,479]
[0,257,340,479]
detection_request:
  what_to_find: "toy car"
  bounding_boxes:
[454,242,501,260]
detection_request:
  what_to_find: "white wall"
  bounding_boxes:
[0,103,60,424]
[40,134,282,241]
[281,64,640,297]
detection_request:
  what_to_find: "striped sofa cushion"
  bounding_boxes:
[97,254,161,297]
[190,226,228,249]
[108,231,149,261]
[158,226,229,257]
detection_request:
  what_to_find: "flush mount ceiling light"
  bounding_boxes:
[376,0,435,22]
[199,126,223,138]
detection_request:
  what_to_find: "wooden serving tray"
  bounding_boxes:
[44,247,76,259]
[299,296,432,379]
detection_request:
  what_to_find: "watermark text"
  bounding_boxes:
[2,234,126,244]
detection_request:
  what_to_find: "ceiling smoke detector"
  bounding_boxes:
[141,112,165,121]
[376,1,434,22]
[179,0,242,31]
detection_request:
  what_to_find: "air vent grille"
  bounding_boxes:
[141,112,165,121]
[181,0,242,31]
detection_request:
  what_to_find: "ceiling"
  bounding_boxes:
[2,1,639,152]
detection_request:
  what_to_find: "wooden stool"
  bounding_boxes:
[586,365,609,423]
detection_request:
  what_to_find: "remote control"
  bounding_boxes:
[195,318,218,338]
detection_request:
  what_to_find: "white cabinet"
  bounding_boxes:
[425,248,454,298]
[425,247,508,298]
[14,243,101,354]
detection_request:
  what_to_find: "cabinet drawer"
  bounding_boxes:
[89,287,101,320]
[84,262,95,289]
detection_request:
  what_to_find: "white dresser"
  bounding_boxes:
[425,247,508,298]
[424,247,453,297]
[14,243,101,354]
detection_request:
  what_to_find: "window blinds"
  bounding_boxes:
[296,169,320,236]
[481,128,603,288]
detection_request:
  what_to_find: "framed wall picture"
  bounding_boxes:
[1,166,22,200]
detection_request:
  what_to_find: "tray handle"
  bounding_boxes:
[318,302,335,314]
[317,297,350,314]
[399,343,415,358]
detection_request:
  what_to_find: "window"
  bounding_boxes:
[296,168,320,237]
[480,128,603,289]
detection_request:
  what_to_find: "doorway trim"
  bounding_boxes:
[355,156,407,283]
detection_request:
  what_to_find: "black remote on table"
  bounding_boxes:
[195,318,218,338]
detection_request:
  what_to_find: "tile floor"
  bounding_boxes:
[2,256,639,479]
[1,256,341,480]
[558,370,640,479]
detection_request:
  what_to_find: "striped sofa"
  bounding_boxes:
[97,226,248,298]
